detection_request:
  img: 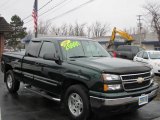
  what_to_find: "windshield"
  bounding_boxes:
[148,51,160,59]
[60,40,111,59]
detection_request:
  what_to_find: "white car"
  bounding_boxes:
[134,50,160,75]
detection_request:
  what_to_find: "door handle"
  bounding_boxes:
[35,62,39,65]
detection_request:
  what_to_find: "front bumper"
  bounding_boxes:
[90,83,159,108]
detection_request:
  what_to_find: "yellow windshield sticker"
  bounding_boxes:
[61,40,80,50]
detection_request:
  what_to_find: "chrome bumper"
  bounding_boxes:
[90,89,158,106]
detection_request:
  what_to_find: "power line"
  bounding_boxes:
[38,0,68,17]
[22,0,54,21]
[24,0,70,24]
[48,0,95,22]
[46,0,96,32]
[26,0,96,31]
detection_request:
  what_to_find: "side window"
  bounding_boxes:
[39,42,56,58]
[137,51,143,58]
[132,47,139,54]
[143,52,148,59]
[26,41,41,57]
[117,46,123,51]
[139,47,144,51]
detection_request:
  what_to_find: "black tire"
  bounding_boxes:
[64,85,90,120]
[5,70,20,93]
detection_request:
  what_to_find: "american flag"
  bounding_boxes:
[32,0,38,33]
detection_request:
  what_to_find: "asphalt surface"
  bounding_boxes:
[0,72,160,120]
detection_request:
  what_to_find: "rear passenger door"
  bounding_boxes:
[22,41,42,85]
[34,41,63,96]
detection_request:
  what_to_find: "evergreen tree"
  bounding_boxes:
[7,15,27,49]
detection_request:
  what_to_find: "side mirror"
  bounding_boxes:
[43,53,58,61]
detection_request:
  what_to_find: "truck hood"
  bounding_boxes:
[68,57,151,74]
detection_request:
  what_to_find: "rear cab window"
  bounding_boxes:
[26,41,41,57]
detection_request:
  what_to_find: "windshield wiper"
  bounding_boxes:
[69,56,88,58]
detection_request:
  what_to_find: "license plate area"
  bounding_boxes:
[139,94,148,106]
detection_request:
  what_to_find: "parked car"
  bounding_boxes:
[1,37,158,120]
[116,45,144,60]
[134,50,160,75]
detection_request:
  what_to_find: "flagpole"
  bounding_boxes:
[35,0,38,38]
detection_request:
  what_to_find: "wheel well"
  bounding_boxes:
[4,64,13,82]
[61,80,89,101]
[5,64,13,72]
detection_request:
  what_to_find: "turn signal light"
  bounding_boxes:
[103,84,108,92]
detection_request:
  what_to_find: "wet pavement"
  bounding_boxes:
[0,72,160,120]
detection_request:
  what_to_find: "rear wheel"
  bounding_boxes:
[5,70,20,93]
[64,85,90,120]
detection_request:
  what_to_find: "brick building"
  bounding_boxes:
[0,16,12,58]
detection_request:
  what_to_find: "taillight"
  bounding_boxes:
[113,51,117,57]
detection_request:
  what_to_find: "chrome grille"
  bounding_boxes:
[120,72,151,92]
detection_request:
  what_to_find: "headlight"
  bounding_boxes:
[102,74,122,92]
[102,74,121,81]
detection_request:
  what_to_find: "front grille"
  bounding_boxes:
[122,72,150,80]
[120,72,151,92]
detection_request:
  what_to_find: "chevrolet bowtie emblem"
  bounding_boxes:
[137,77,144,83]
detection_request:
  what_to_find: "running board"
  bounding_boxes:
[24,86,61,102]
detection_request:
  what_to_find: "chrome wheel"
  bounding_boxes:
[68,93,83,117]
[7,74,13,89]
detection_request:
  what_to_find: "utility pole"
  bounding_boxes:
[35,0,38,38]
[137,15,143,46]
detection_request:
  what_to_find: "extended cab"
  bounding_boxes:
[1,37,159,120]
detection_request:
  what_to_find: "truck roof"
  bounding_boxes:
[31,36,92,42]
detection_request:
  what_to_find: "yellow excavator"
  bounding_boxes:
[107,27,134,49]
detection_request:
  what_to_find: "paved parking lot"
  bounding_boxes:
[0,72,160,120]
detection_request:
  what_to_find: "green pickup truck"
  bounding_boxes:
[1,37,159,120]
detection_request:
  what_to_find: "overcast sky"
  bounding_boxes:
[0,0,159,33]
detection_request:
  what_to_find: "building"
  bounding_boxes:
[0,16,12,58]
[93,33,160,50]
[141,32,160,50]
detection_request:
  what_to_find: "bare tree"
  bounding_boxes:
[38,20,51,35]
[50,25,61,35]
[74,22,86,36]
[50,21,109,37]
[144,2,160,42]
[68,24,74,36]
[60,24,68,36]
[91,21,110,37]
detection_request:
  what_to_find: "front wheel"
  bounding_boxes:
[5,70,20,93]
[64,85,90,120]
